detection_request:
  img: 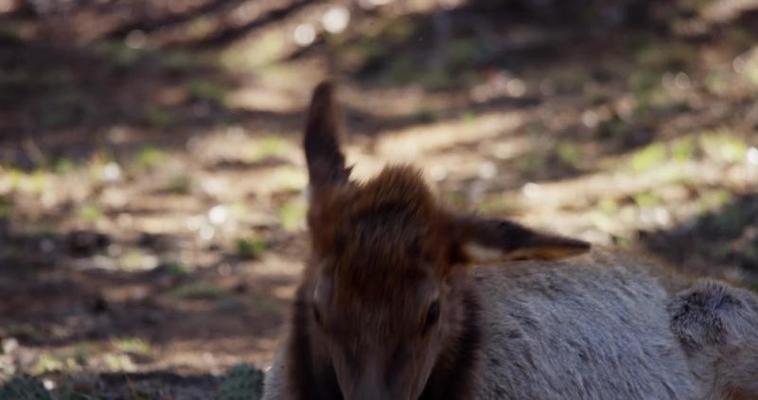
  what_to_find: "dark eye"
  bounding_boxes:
[312,305,323,326]
[423,300,440,333]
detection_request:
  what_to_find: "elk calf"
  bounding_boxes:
[262,82,758,400]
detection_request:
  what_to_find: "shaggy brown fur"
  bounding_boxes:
[277,81,590,400]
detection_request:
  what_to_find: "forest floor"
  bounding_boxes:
[1,0,757,398]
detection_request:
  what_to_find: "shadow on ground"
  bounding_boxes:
[641,193,758,284]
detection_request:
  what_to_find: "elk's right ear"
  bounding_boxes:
[451,214,590,264]
[304,81,349,196]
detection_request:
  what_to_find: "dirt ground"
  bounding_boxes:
[1,0,757,398]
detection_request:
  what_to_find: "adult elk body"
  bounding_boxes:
[262,82,758,400]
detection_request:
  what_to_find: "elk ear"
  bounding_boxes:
[452,215,590,263]
[304,81,349,196]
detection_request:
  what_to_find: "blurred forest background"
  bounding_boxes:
[1,0,757,398]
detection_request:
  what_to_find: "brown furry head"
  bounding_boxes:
[293,81,590,400]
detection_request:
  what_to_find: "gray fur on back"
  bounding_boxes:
[472,256,699,399]
[263,252,758,399]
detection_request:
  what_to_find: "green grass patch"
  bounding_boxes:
[597,197,619,215]
[251,137,287,160]
[517,153,549,177]
[278,199,306,231]
[31,353,82,375]
[112,338,151,355]
[555,141,582,167]
[156,261,190,278]
[102,353,136,372]
[3,169,51,194]
[462,111,478,125]
[164,174,193,194]
[28,171,49,193]
[697,189,733,213]
[131,146,166,173]
[78,204,103,223]
[96,41,144,69]
[633,191,662,208]
[628,132,747,173]
[72,342,98,366]
[740,49,758,87]
[235,237,266,260]
[187,79,227,104]
[0,196,13,218]
[268,168,306,192]
[700,132,748,163]
[53,158,76,175]
[144,106,176,129]
[629,142,667,172]
[671,137,696,161]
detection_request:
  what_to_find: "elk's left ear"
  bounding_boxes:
[452,215,590,263]
[304,81,350,195]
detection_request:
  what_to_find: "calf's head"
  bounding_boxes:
[297,81,590,400]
